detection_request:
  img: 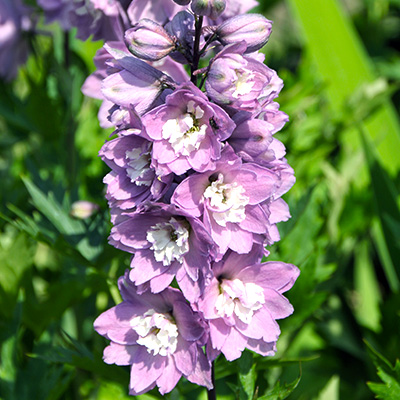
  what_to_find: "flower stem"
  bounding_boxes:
[199,33,217,57]
[207,361,216,400]
[191,15,204,86]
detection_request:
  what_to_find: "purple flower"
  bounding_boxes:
[94,274,212,395]
[172,145,279,258]
[82,41,189,128]
[101,43,176,115]
[196,250,299,361]
[206,42,283,112]
[142,82,235,176]
[109,203,215,302]
[0,0,33,81]
[99,133,173,211]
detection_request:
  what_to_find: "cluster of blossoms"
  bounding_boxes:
[90,0,299,395]
[89,0,299,395]
[0,0,299,395]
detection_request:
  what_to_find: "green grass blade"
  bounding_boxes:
[287,0,400,176]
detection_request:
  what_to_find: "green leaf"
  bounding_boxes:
[21,177,105,263]
[31,333,129,388]
[353,241,382,332]
[238,351,257,400]
[0,299,22,400]
[287,0,400,176]
[257,375,300,400]
[0,232,35,318]
[278,184,325,266]
[96,381,161,400]
[360,128,400,292]
[365,341,400,399]
[315,375,340,400]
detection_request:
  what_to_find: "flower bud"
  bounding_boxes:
[125,19,176,61]
[70,201,99,219]
[191,0,226,20]
[216,14,272,53]
[173,0,191,4]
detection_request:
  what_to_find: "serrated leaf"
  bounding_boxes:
[368,367,400,399]
[365,341,400,399]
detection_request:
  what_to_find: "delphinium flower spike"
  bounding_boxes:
[91,0,299,396]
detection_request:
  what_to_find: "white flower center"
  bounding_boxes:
[215,279,265,324]
[232,69,255,98]
[162,100,208,156]
[146,217,190,266]
[130,309,178,356]
[203,173,249,226]
[125,148,152,186]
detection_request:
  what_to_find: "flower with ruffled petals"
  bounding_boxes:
[206,42,283,112]
[94,274,212,395]
[172,145,279,258]
[99,132,173,211]
[142,82,235,176]
[109,203,215,302]
[197,250,299,361]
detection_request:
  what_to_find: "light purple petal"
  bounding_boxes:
[209,319,230,351]
[129,349,165,394]
[103,342,139,366]
[129,249,170,285]
[220,327,247,361]
[156,356,182,394]
[186,349,213,389]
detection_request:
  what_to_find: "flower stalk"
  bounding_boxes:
[191,15,204,85]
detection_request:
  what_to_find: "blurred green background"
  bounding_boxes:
[1,0,400,399]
